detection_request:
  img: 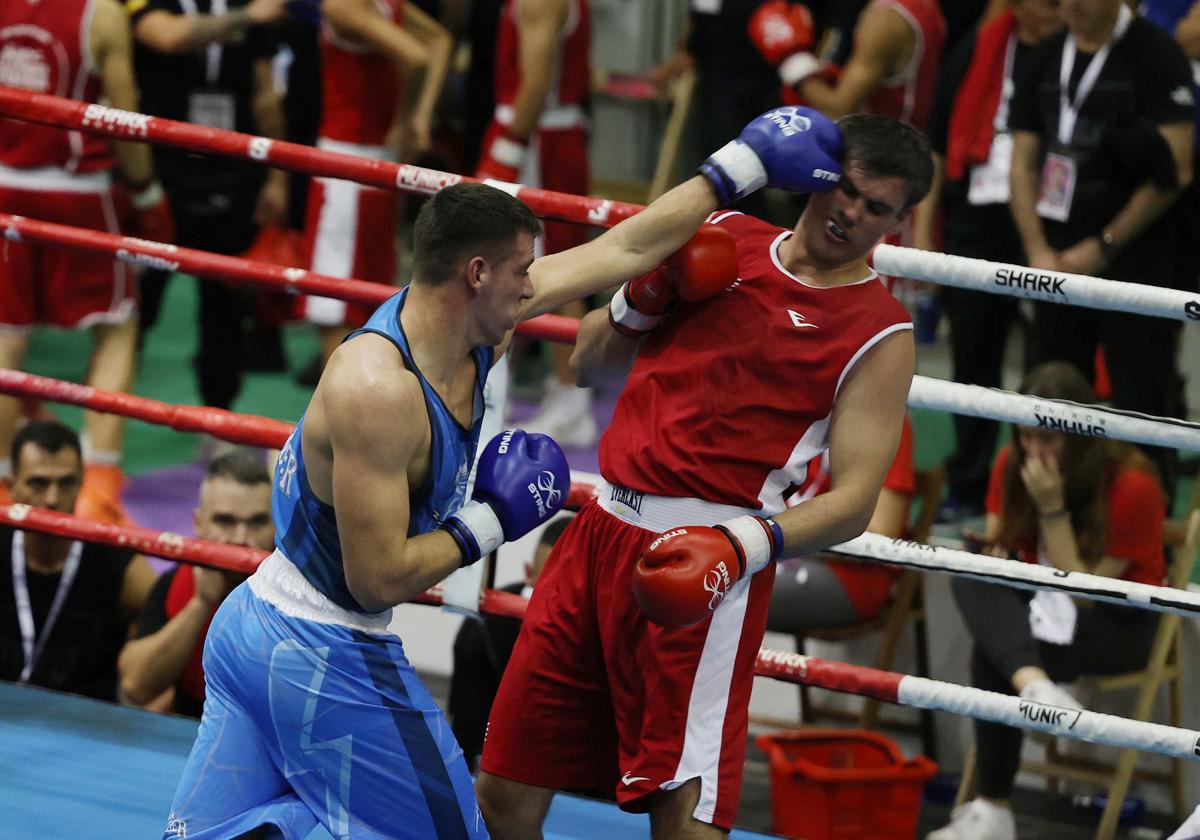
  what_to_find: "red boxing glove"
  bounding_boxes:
[632,515,783,628]
[748,1,823,89]
[476,123,527,183]
[608,223,739,336]
[128,180,175,244]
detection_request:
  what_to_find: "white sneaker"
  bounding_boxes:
[927,798,1017,840]
[1019,678,1083,711]
[520,379,597,448]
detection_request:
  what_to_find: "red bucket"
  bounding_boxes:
[756,729,937,840]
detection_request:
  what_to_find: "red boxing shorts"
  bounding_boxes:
[481,496,775,830]
[0,173,134,328]
[298,140,399,328]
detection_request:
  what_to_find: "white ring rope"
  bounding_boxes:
[910,376,1200,452]
[828,530,1200,619]
[875,243,1200,324]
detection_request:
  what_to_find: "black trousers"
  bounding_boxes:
[952,577,1158,799]
[140,158,263,410]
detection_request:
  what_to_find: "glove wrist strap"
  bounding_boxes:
[489,134,527,169]
[718,514,783,577]
[608,285,662,336]
[779,52,821,88]
[699,140,768,206]
[443,500,505,567]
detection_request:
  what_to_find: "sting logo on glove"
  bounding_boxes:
[703,561,734,610]
[763,108,812,137]
[529,470,562,518]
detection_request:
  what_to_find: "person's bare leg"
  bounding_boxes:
[475,771,556,840]
[0,327,31,478]
[84,319,138,455]
[648,779,728,840]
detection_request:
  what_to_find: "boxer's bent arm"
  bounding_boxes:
[325,0,431,69]
[773,331,914,557]
[569,306,641,387]
[521,176,719,318]
[797,5,905,119]
[323,355,462,611]
[508,0,569,140]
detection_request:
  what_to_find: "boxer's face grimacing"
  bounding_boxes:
[479,231,536,344]
[801,160,909,266]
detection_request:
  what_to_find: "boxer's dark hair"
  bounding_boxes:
[837,114,933,209]
[413,183,543,285]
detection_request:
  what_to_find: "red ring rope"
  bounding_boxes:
[0,87,643,228]
[0,213,581,346]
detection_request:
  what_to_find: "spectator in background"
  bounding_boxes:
[768,418,915,633]
[477,0,595,447]
[118,450,272,717]
[0,0,173,525]
[914,0,1063,522]
[297,0,452,368]
[1008,0,1194,495]
[649,1,792,221]
[448,514,572,771]
[128,0,290,414]
[930,362,1165,840]
[0,421,155,701]
[752,0,945,130]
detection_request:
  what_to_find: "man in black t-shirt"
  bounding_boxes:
[0,422,154,701]
[915,0,1062,519]
[119,450,272,717]
[1008,0,1194,488]
[126,0,289,412]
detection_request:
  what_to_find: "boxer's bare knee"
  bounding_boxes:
[648,779,727,840]
[475,771,554,839]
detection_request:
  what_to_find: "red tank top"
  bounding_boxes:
[0,0,111,172]
[319,0,402,145]
[494,0,590,123]
[863,0,945,129]
[600,212,913,514]
[164,565,214,705]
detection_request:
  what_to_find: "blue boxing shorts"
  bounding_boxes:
[164,550,487,840]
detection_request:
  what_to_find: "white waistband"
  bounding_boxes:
[316,137,396,162]
[596,480,759,532]
[495,103,586,131]
[0,163,111,193]
[249,549,395,635]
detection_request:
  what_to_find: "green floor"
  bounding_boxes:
[25,274,317,475]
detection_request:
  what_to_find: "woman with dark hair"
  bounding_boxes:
[929,361,1167,840]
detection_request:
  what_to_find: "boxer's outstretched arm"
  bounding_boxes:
[320,344,464,611]
[521,176,720,318]
[774,330,914,556]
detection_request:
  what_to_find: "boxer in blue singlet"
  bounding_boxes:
[163,177,727,839]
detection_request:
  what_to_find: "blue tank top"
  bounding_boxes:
[271,287,493,612]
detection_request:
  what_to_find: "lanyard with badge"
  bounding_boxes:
[11,531,83,683]
[1036,3,1132,222]
[968,34,1019,206]
[180,0,237,131]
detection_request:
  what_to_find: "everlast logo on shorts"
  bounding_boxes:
[1186,300,1200,321]
[81,104,150,138]
[1019,700,1082,729]
[994,267,1066,296]
[1035,413,1107,438]
[610,485,643,515]
[703,560,733,610]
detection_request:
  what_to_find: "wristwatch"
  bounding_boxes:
[1098,229,1120,263]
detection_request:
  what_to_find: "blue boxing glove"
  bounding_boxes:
[699,106,842,206]
[441,429,570,566]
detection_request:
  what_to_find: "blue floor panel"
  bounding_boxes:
[0,681,774,839]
